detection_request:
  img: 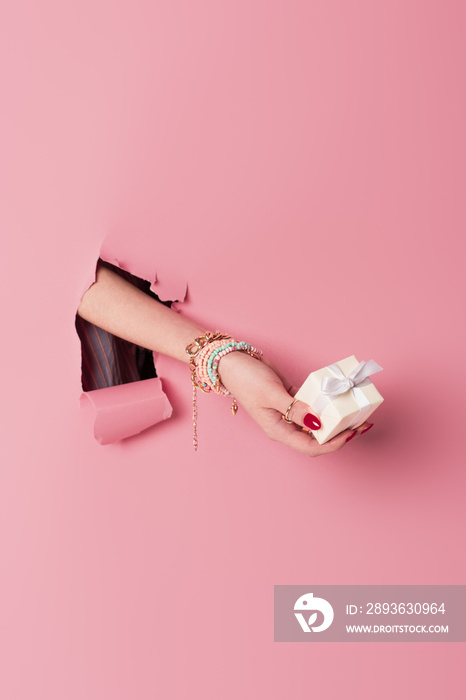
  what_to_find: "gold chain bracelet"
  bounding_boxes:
[186,331,262,451]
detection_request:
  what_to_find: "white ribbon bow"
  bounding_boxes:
[310,359,383,424]
[321,359,383,398]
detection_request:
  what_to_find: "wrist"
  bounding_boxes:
[216,350,256,391]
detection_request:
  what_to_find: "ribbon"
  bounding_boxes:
[311,360,383,428]
[321,359,383,397]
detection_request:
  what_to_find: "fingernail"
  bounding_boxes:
[345,430,358,443]
[360,423,374,435]
[304,413,322,430]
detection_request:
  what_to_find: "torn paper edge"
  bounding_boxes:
[80,377,173,445]
[76,237,187,444]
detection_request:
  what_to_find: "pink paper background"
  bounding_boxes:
[1,1,465,698]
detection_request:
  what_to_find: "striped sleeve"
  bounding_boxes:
[76,259,168,392]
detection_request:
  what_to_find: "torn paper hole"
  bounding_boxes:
[75,250,186,444]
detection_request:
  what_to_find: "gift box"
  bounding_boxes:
[294,356,384,444]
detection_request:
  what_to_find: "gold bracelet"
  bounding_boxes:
[186,331,231,451]
[186,330,262,451]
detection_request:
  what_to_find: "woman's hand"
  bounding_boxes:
[218,351,372,457]
[77,269,373,455]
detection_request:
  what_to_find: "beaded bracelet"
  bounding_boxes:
[185,331,263,451]
[206,341,262,393]
[197,339,233,396]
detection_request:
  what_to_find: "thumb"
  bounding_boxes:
[272,385,322,431]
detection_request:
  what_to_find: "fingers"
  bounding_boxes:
[342,421,374,443]
[321,427,359,450]
[317,421,374,451]
[275,421,376,457]
[289,399,322,431]
[267,383,322,432]
[268,417,351,457]
[358,421,374,435]
[262,404,376,458]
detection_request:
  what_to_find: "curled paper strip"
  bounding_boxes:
[80,377,172,444]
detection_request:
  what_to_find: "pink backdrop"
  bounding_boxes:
[1,1,465,697]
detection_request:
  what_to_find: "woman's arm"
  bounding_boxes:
[77,261,205,363]
[77,261,370,455]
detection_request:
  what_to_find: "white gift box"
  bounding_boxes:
[294,355,384,444]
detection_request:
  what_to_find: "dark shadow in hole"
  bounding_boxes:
[75,258,173,392]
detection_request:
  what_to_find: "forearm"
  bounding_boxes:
[76,262,206,363]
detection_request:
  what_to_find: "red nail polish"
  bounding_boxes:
[345,430,357,443]
[360,423,374,435]
[304,413,322,430]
